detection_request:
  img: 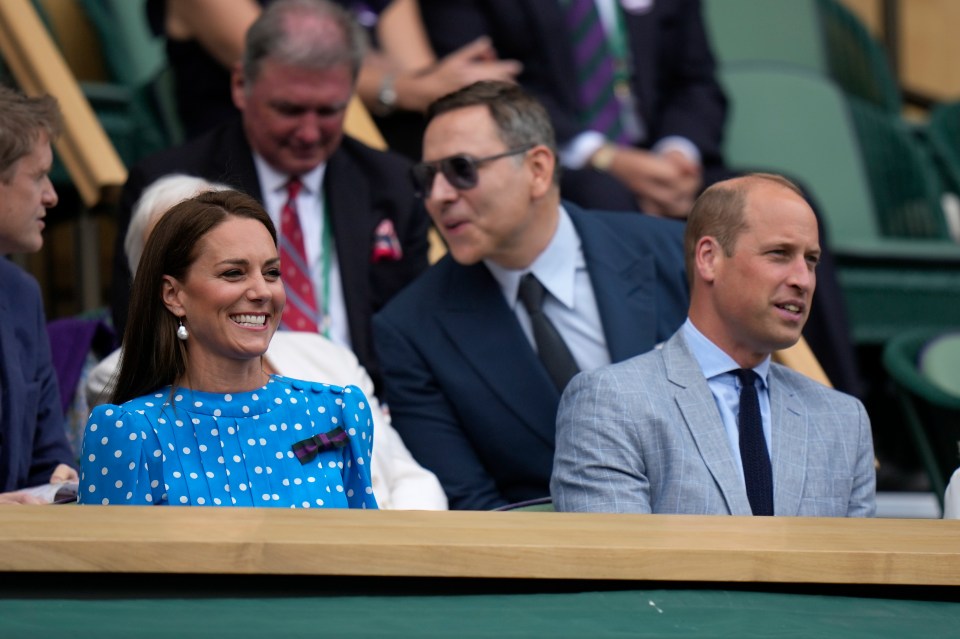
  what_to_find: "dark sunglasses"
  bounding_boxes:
[411,146,534,198]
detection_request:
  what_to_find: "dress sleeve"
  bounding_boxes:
[78,404,162,505]
[339,385,379,509]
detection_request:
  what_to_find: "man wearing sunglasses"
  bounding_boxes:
[373,81,689,510]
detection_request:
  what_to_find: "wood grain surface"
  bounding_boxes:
[1,507,957,586]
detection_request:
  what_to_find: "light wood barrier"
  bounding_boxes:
[1,508,958,586]
[0,0,126,208]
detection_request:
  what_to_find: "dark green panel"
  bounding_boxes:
[2,588,957,639]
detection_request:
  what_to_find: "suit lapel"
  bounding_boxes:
[568,203,657,362]
[769,367,808,516]
[222,121,262,202]
[665,333,753,515]
[436,262,559,447]
[323,140,374,354]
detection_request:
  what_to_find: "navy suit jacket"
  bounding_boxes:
[0,259,74,492]
[420,0,727,169]
[112,119,430,388]
[373,203,688,509]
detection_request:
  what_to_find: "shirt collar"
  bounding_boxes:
[681,318,770,386]
[252,153,326,197]
[485,205,582,309]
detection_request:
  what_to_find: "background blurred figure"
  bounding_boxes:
[419,0,731,218]
[151,0,519,155]
[115,0,431,391]
[81,190,378,508]
[0,86,77,504]
[88,174,445,509]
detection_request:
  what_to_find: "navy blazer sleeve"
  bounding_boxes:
[0,260,74,491]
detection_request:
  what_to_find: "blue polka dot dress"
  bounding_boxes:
[78,376,378,509]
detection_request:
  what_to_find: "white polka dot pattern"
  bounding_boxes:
[77,377,377,509]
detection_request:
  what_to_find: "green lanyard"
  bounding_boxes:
[599,0,645,141]
[319,197,332,339]
[605,2,632,92]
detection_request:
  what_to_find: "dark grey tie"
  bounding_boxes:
[517,273,580,392]
[735,369,774,516]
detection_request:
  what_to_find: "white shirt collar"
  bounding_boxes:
[252,153,326,197]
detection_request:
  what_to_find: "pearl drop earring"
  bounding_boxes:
[176,319,189,341]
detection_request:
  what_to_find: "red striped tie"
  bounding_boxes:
[279,177,319,333]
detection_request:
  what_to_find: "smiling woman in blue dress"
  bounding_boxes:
[79,190,377,508]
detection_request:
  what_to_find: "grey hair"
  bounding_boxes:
[242,0,367,85]
[125,174,233,275]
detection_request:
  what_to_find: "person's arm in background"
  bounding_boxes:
[167,0,518,118]
[165,0,260,67]
[357,0,520,114]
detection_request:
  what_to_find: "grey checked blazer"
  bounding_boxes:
[551,330,876,516]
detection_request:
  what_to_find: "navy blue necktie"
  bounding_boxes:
[735,369,774,516]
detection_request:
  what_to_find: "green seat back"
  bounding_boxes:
[720,63,880,246]
[883,329,960,504]
[78,0,164,90]
[919,332,960,398]
[817,0,902,114]
[846,98,950,239]
[78,0,183,155]
[703,0,827,72]
[927,101,960,195]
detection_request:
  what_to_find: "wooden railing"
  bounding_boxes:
[1,507,957,586]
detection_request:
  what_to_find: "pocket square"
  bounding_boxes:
[371,218,403,263]
[292,427,349,464]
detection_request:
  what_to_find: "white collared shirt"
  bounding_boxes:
[253,154,350,348]
[485,206,610,373]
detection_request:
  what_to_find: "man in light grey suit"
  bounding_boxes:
[551,173,875,516]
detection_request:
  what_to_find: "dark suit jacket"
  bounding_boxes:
[0,259,75,492]
[112,119,430,388]
[373,202,689,509]
[420,0,727,166]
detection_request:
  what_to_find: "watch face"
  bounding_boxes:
[381,87,397,106]
[377,75,398,114]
